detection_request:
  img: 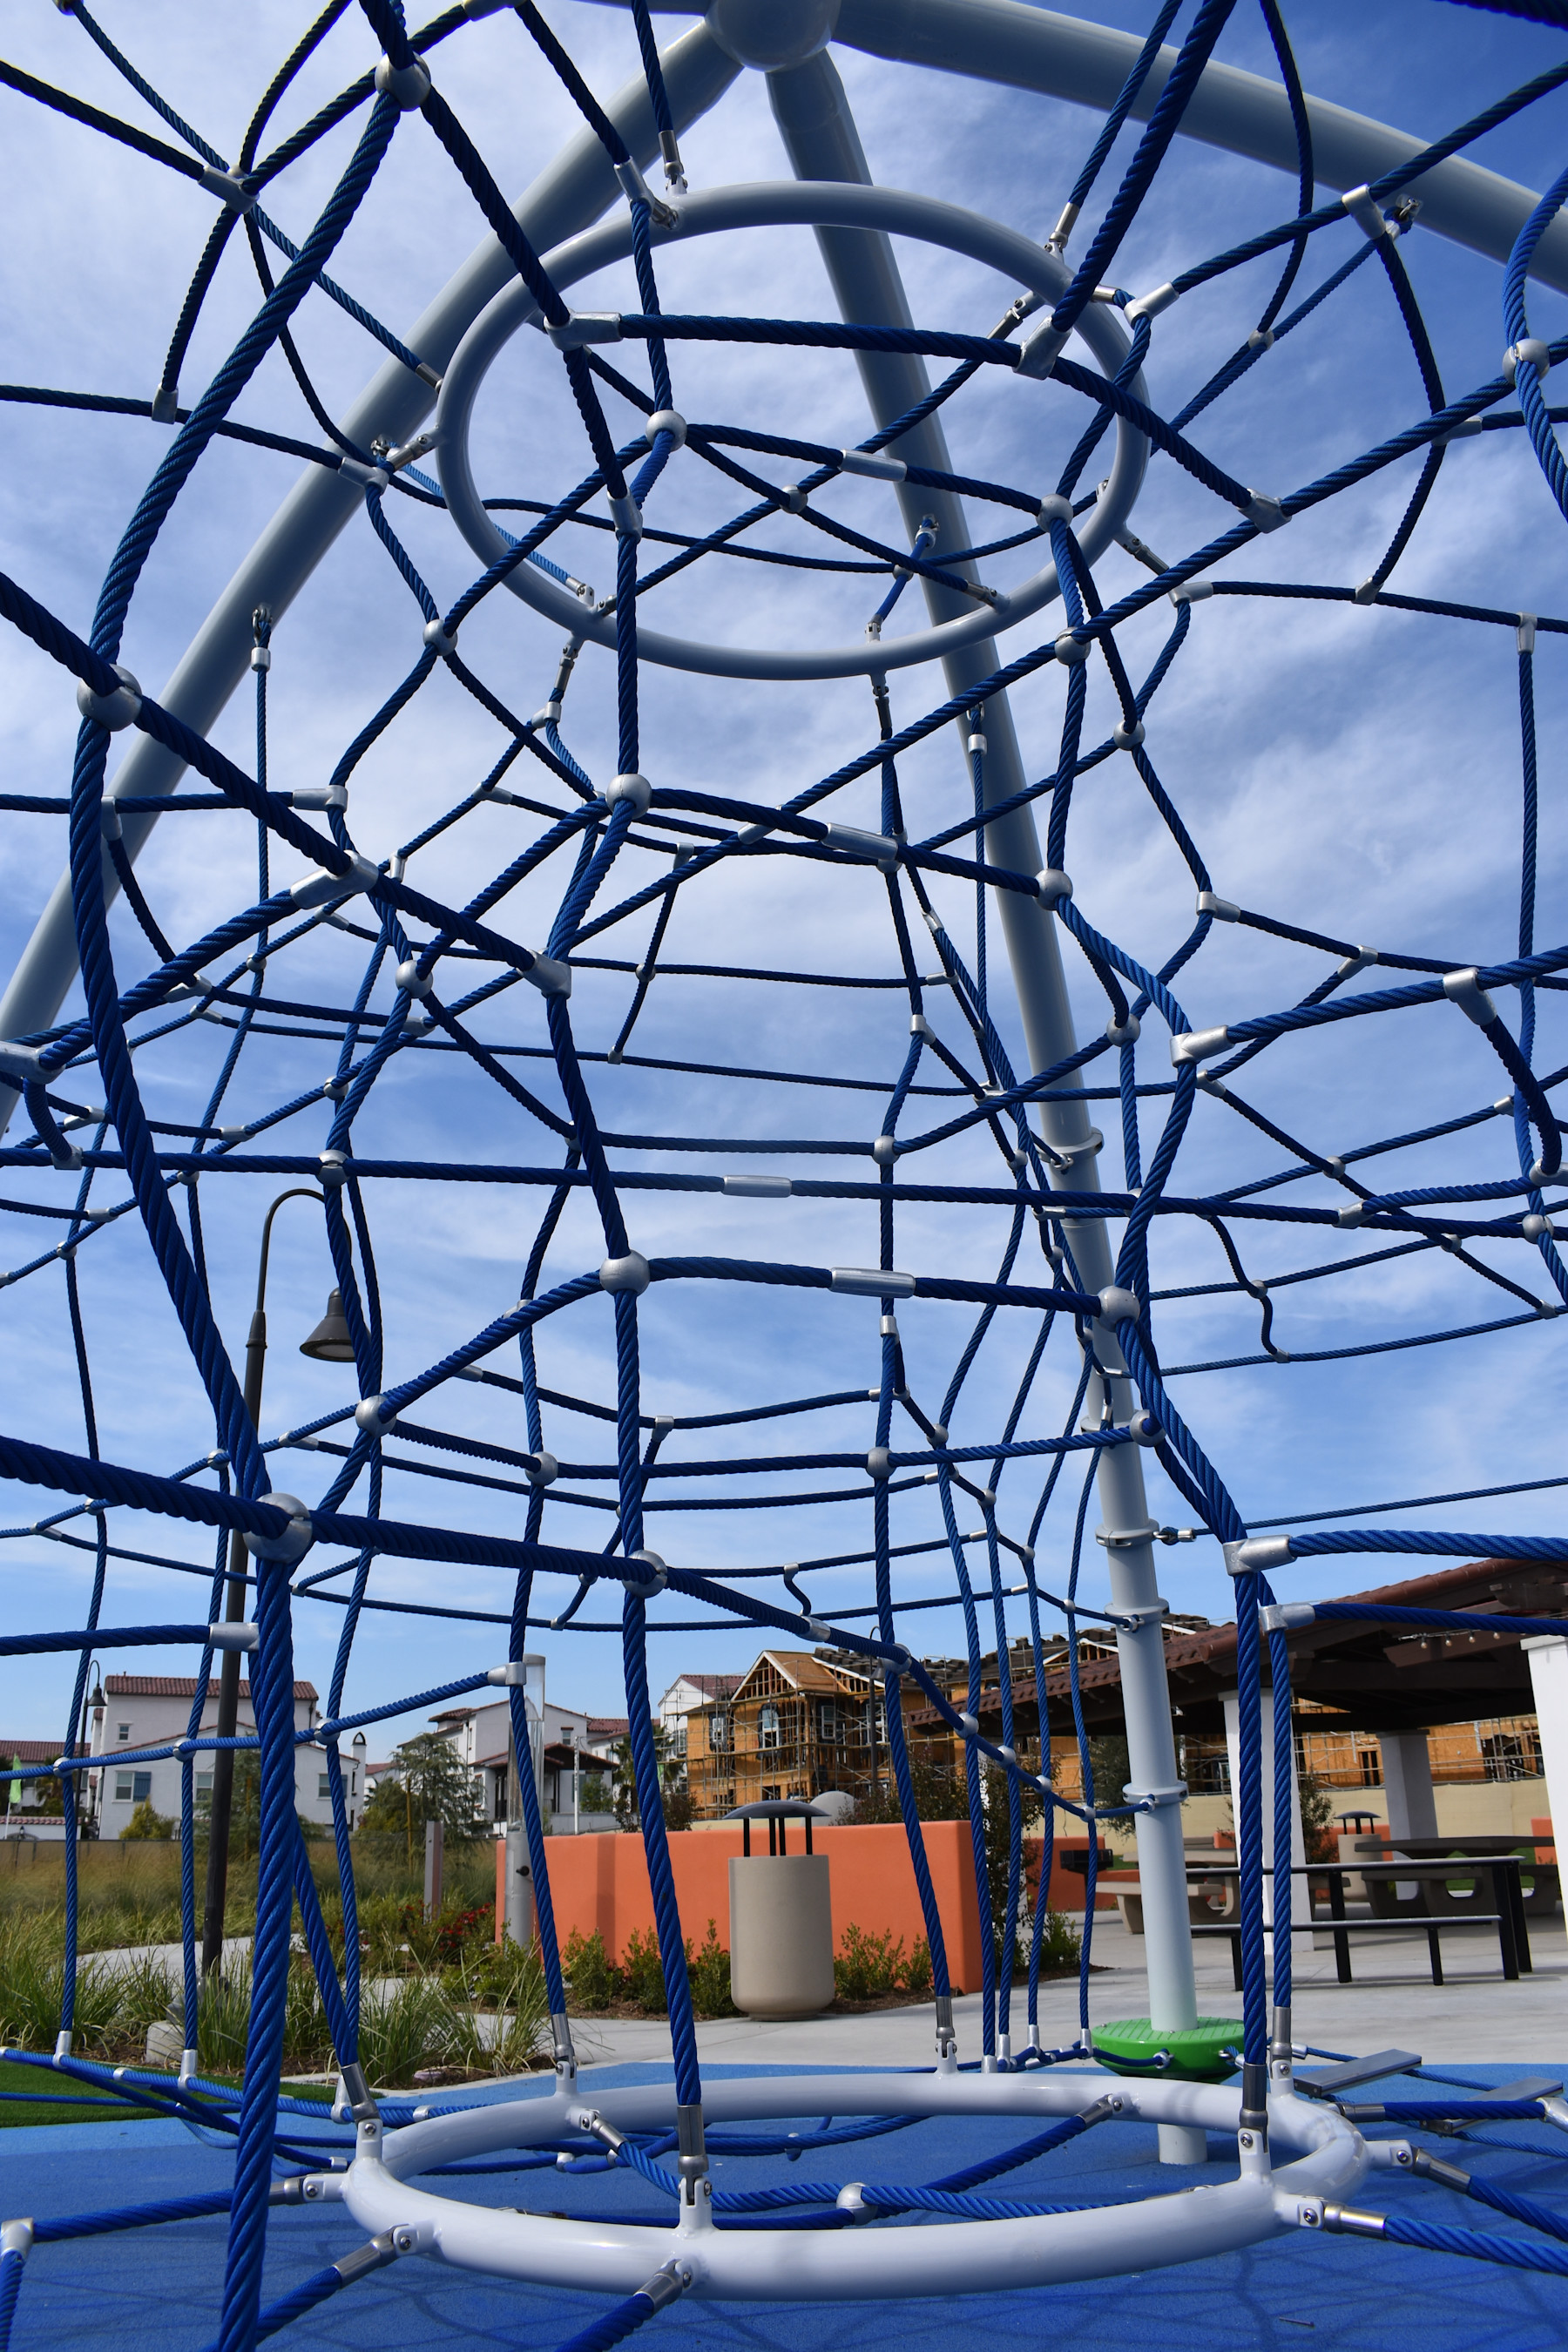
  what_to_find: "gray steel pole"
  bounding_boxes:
[768,51,1201,2149]
[831,0,1568,292]
[0,27,739,1125]
[589,0,1568,291]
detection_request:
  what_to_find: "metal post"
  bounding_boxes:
[199,1186,322,1976]
[424,1817,444,1917]
[504,1825,534,1946]
[767,51,1200,2156]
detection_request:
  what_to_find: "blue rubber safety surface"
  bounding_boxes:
[4,2060,1567,2352]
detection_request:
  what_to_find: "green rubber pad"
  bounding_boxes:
[1091,2017,1243,2082]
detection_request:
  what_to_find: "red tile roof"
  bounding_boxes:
[104,1675,318,1701]
[2,1740,88,1764]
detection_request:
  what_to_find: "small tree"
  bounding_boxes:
[357,1732,483,1861]
[196,1753,261,1862]
[607,1727,671,1830]
[121,1798,174,1841]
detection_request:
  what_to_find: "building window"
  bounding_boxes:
[317,1773,332,1800]
[817,1700,841,1742]
[115,1771,152,1803]
[761,1783,781,1801]
[196,1772,213,1797]
[673,1722,688,1757]
[1357,1749,1383,1788]
[710,1713,728,1751]
[759,1705,780,1752]
[117,1723,131,1743]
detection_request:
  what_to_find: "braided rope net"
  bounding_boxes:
[4,0,1568,2342]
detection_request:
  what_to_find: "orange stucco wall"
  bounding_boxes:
[499,1820,989,1991]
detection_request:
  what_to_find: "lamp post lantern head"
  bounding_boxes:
[300,1288,355,1362]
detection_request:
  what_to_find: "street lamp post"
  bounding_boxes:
[199,1186,335,1977]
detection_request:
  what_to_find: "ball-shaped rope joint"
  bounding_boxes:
[1127,1407,1160,1446]
[1098,1285,1141,1328]
[395,958,434,999]
[1054,633,1090,666]
[355,1395,399,1440]
[1524,1213,1556,1242]
[598,1250,651,1295]
[1036,494,1074,529]
[76,666,142,732]
[375,53,431,109]
[1105,1011,1140,1045]
[526,1450,558,1487]
[1529,1159,1550,1188]
[872,1133,896,1165]
[1036,868,1073,909]
[1504,338,1551,384]
[606,773,652,814]
[706,0,840,71]
[318,1149,348,1188]
[625,1549,667,1597]
[996,1745,1017,1766]
[958,1711,979,1735]
[929,1423,948,1446]
[422,617,458,657]
[866,1446,893,1481]
[1112,717,1146,750]
[244,1492,314,1565]
[779,484,808,514]
[645,409,687,449]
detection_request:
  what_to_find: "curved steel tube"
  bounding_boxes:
[335,2072,1368,2297]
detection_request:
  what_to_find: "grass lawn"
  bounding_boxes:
[0,2055,334,2127]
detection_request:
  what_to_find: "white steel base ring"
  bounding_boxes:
[333,2071,1369,2299]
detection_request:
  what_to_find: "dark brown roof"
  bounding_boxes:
[586,1717,628,1739]
[912,1558,1568,1739]
[104,1675,319,1702]
[2,1741,88,1763]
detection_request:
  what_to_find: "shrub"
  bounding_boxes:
[686,1919,737,2018]
[120,1801,174,1842]
[830,1924,936,2001]
[561,1928,618,2012]
[0,1916,120,2053]
[1033,1909,1082,1976]
[619,1926,666,2014]
[444,1941,551,2075]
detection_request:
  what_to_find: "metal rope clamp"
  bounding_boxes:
[243,1493,314,1565]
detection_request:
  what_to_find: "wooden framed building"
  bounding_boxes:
[686,1649,921,1818]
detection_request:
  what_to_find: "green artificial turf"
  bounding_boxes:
[0,2055,334,2126]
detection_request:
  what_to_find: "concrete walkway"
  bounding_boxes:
[568,1916,1568,2071]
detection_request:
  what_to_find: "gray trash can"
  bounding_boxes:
[726,1799,835,2018]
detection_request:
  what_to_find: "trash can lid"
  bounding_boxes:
[725,1799,833,1820]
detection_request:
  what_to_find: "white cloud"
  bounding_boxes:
[2,0,1567,1751]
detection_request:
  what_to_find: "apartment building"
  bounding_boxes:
[88,1674,334,1835]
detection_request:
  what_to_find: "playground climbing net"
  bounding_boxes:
[4,0,1568,2342]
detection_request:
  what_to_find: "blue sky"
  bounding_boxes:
[2,0,1566,1759]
